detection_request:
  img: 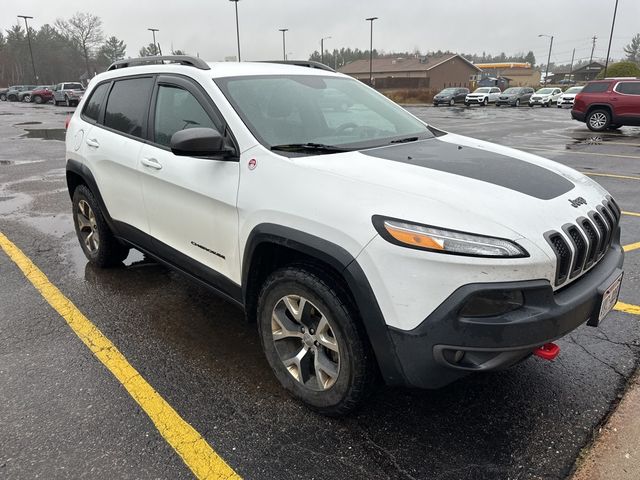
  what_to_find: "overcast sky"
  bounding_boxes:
[4,0,639,65]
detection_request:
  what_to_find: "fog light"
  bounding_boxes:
[459,290,524,318]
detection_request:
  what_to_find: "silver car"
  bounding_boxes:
[52,82,85,107]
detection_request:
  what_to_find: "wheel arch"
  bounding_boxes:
[242,224,406,385]
[66,159,117,232]
[585,103,613,117]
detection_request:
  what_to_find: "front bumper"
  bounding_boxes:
[571,110,586,122]
[496,98,517,105]
[465,97,486,104]
[387,242,624,389]
[529,98,550,105]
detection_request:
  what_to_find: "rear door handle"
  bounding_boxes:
[85,138,99,148]
[141,157,163,170]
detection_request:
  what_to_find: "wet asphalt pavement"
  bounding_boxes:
[1,100,639,480]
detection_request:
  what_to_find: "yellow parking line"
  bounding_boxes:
[615,302,640,316]
[0,232,240,480]
[623,242,640,253]
[623,211,640,218]
[582,172,640,181]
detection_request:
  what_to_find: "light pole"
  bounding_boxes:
[229,0,241,61]
[18,15,37,83]
[604,0,619,78]
[365,17,378,85]
[279,28,288,61]
[320,36,331,65]
[148,28,159,56]
[538,34,554,84]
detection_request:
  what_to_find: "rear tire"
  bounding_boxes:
[33,95,43,104]
[0,93,6,101]
[72,185,129,267]
[586,109,611,132]
[257,266,375,416]
[22,94,31,103]
[515,99,520,107]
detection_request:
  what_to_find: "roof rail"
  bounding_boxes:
[261,60,335,72]
[107,55,210,71]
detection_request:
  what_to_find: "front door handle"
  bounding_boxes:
[141,157,163,170]
[85,138,99,148]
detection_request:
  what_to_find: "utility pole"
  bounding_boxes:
[18,15,37,83]
[229,0,241,61]
[279,29,288,61]
[588,35,597,81]
[568,48,575,82]
[538,34,554,84]
[148,28,159,55]
[604,0,619,78]
[365,17,378,85]
[320,36,331,65]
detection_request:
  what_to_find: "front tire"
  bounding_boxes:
[0,93,6,101]
[72,185,129,267]
[257,267,375,416]
[515,99,520,107]
[65,96,71,107]
[482,98,488,106]
[586,109,611,132]
[33,95,43,104]
[22,94,31,103]
[449,98,455,106]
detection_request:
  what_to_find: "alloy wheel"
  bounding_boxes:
[589,112,608,129]
[271,295,340,391]
[76,199,100,253]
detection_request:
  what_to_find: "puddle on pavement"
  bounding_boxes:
[14,121,42,126]
[21,128,66,141]
[19,214,74,238]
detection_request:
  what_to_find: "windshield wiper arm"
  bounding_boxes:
[271,142,350,153]
[389,136,419,144]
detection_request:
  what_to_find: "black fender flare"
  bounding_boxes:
[66,159,119,234]
[242,224,406,385]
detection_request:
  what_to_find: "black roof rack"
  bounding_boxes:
[261,60,335,72]
[107,55,210,71]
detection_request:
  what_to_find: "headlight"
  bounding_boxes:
[372,216,528,258]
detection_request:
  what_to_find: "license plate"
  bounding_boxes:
[598,273,623,321]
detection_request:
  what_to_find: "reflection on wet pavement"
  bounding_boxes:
[21,128,66,141]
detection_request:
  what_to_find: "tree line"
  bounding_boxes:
[0,12,189,87]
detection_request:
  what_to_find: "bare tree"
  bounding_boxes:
[55,12,103,77]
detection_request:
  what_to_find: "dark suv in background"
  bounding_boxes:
[572,78,640,131]
[432,87,469,106]
[495,87,535,107]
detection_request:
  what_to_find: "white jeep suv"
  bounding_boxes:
[464,87,501,106]
[65,56,624,415]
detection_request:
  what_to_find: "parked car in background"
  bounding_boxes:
[529,88,563,107]
[27,86,55,104]
[495,87,535,107]
[465,87,501,106]
[19,85,52,103]
[557,86,583,108]
[433,87,469,106]
[559,79,576,85]
[572,78,640,131]
[6,85,36,102]
[53,82,85,106]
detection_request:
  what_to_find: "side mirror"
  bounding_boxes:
[170,127,233,157]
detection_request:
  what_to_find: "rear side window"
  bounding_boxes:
[616,82,640,95]
[153,85,219,147]
[582,82,610,93]
[82,83,110,123]
[104,77,154,138]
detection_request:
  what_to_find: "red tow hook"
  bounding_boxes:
[533,342,560,361]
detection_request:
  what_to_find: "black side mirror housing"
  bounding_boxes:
[170,127,233,158]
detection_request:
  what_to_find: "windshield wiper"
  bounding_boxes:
[389,136,419,144]
[271,142,350,153]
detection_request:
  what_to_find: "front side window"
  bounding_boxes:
[582,82,610,93]
[616,82,640,95]
[215,75,431,150]
[153,85,218,147]
[82,82,110,123]
[104,77,154,138]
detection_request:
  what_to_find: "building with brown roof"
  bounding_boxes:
[338,54,481,89]
[475,63,541,87]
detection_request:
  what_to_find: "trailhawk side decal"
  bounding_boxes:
[363,139,574,200]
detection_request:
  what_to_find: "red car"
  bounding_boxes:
[29,86,54,104]
[572,78,640,131]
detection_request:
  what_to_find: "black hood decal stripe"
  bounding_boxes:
[363,138,574,200]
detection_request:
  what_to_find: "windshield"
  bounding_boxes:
[536,88,554,94]
[438,88,457,95]
[473,88,491,93]
[503,88,521,94]
[565,87,583,94]
[215,75,432,151]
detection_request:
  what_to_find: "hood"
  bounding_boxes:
[296,134,610,242]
